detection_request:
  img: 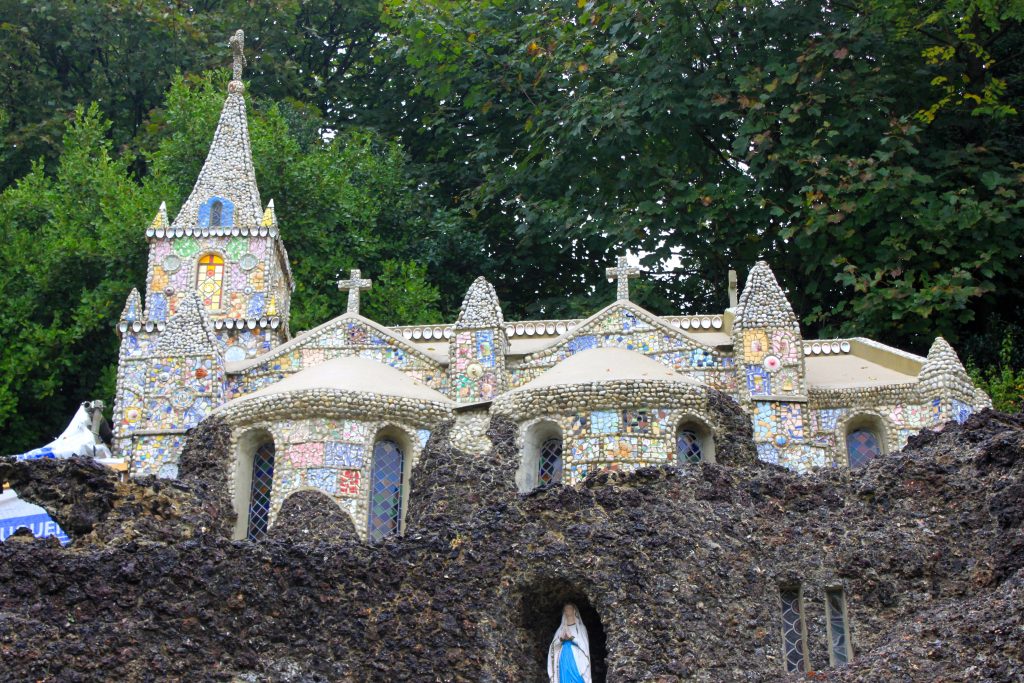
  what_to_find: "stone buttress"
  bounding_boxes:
[731,261,810,468]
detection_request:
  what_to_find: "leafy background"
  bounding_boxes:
[1,0,1022,450]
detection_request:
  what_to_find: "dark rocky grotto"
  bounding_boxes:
[1,409,1022,682]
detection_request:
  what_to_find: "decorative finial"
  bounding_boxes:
[337,269,372,315]
[605,255,640,301]
[229,29,246,92]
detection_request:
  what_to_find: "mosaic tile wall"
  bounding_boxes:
[531,408,711,484]
[236,419,428,540]
[225,319,445,399]
[144,233,289,328]
[450,329,505,402]
[512,306,737,395]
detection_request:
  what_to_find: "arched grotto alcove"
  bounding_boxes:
[518,578,608,683]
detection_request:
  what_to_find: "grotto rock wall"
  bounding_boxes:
[0,411,1022,682]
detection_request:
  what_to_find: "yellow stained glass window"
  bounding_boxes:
[196,253,225,309]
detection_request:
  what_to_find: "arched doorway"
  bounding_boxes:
[519,579,608,682]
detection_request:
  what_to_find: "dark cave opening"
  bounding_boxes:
[519,579,608,683]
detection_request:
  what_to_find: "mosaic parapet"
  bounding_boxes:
[223,315,446,399]
[510,302,736,393]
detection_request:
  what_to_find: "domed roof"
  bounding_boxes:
[226,356,452,406]
[512,347,701,391]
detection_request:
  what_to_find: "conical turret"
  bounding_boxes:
[449,277,508,403]
[170,30,261,231]
[120,288,142,324]
[732,261,806,401]
[156,291,220,356]
[918,336,971,394]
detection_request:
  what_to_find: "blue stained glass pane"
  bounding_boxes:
[368,440,404,543]
[846,430,880,469]
[538,438,563,485]
[247,442,275,540]
[677,429,702,465]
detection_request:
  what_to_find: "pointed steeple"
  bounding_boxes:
[155,291,219,355]
[734,261,798,329]
[170,29,261,231]
[261,199,277,228]
[919,336,971,390]
[455,277,504,329]
[120,288,142,323]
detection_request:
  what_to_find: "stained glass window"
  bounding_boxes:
[196,253,225,309]
[538,438,563,485]
[826,589,851,666]
[846,429,881,469]
[368,439,404,543]
[210,200,223,227]
[780,586,808,673]
[247,442,275,541]
[677,428,702,464]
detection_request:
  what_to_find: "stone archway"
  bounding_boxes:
[519,578,608,683]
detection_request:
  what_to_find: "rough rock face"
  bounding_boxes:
[268,489,358,542]
[1,410,1022,682]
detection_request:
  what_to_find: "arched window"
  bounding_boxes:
[846,429,881,469]
[518,421,563,492]
[210,200,223,227]
[198,196,234,228]
[247,442,275,541]
[676,428,703,464]
[538,437,563,485]
[196,253,225,309]
[368,439,404,543]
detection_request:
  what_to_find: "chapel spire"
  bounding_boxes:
[170,29,262,231]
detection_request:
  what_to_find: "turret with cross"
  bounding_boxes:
[606,255,641,301]
[228,29,246,93]
[338,269,372,315]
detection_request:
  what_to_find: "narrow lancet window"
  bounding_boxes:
[780,585,809,673]
[826,588,852,666]
[196,253,225,309]
[846,429,881,469]
[368,439,404,543]
[247,442,275,541]
[210,200,224,227]
[676,428,702,464]
[538,437,563,485]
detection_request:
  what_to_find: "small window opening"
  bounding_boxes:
[780,585,809,673]
[825,588,852,666]
[538,437,563,485]
[210,200,223,227]
[368,439,404,543]
[846,429,881,469]
[676,428,703,464]
[247,442,275,540]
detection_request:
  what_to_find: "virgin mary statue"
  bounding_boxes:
[547,603,592,683]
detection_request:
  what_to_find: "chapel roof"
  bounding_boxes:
[223,356,452,405]
[509,347,702,391]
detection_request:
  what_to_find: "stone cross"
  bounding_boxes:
[337,269,372,314]
[230,29,246,81]
[728,269,738,308]
[605,255,640,301]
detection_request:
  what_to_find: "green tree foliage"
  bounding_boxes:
[382,0,1024,352]
[0,106,156,450]
[0,0,410,188]
[0,73,463,452]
